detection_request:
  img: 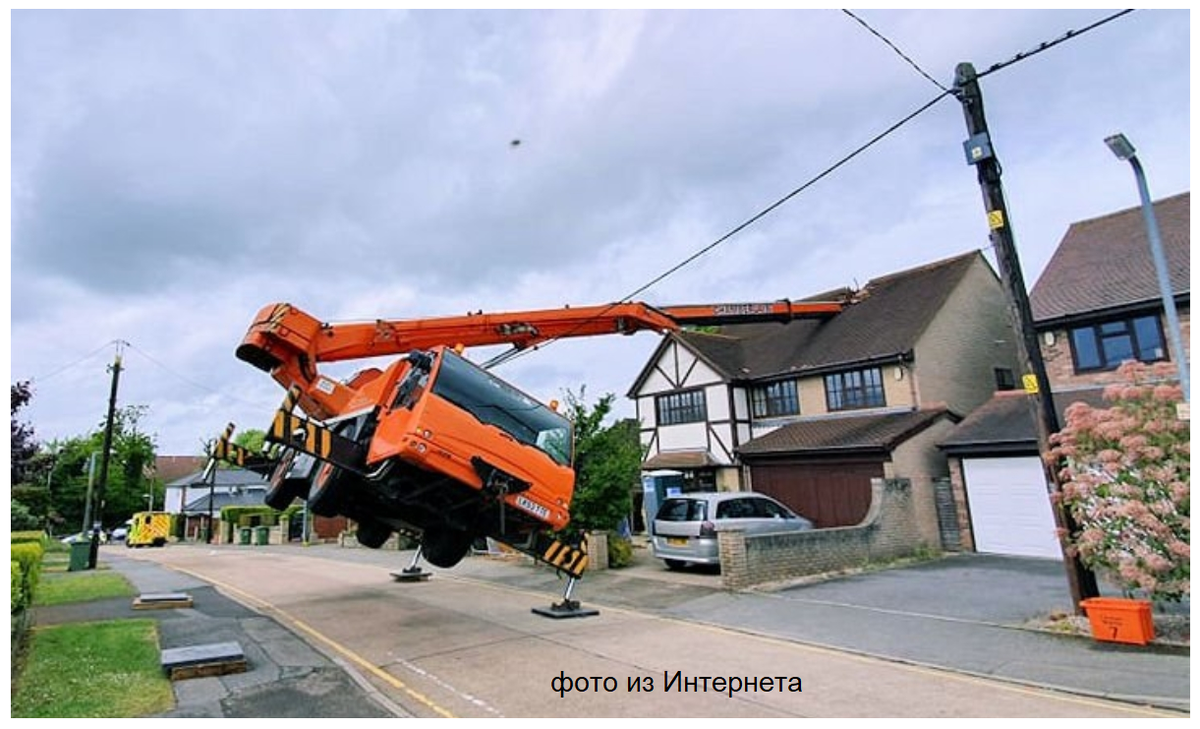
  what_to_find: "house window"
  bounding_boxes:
[655,389,707,425]
[750,380,800,418]
[824,367,885,411]
[1070,315,1166,372]
[994,367,1016,391]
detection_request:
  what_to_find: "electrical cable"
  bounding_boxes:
[24,340,120,384]
[124,342,261,408]
[842,9,948,92]
[487,9,1138,371]
[976,9,1135,79]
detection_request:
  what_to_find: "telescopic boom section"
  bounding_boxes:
[237,299,841,418]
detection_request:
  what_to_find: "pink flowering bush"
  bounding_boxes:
[1049,361,1190,601]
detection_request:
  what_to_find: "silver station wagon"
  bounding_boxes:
[651,492,814,570]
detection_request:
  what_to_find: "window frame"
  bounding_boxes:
[824,367,886,412]
[750,379,800,419]
[654,388,708,426]
[1069,314,1167,373]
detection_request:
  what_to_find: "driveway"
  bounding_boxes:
[656,552,1188,710]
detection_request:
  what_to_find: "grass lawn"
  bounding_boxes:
[34,570,136,606]
[11,619,175,717]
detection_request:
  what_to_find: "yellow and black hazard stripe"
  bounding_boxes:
[264,386,365,474]
[210,422,275,475]
[535,535,589,578]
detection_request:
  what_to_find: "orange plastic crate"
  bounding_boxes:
[1080,598,1155,645]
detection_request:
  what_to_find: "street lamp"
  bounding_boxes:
[144,491,154,511]
[1104,133,1190,405]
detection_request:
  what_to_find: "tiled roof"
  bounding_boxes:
[939,389,1109,455]
[642,450,722,470]
[649,251,984,386]
[737,407,955,456]
[1030,191,1190,323]
[166,467,268,488]
[182,486,268,515]
[154,455,208,483]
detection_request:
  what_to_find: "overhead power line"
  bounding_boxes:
[977,9,1136,79]
[468,9,1138,369]
[842,9,948,91]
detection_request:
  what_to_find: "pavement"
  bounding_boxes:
[26,541,1190,717]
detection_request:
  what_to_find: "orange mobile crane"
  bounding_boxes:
[216,299,841,611]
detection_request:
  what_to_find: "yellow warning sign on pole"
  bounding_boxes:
[1022,374,1040,394]
[988,210,1005,230]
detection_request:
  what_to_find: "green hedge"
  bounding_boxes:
[11,542,45,610]
[12,561,22,612]
[11,531,47,547]
[607,534,634,568]
[220,506,278,528]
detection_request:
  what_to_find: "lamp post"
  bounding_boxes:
[144,491,154,511]
[1104,133,1190,405]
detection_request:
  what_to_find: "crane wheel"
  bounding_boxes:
[421,527,474,568]
[265,450,308,511]
[308,462,346,518]
[355,519,392,549]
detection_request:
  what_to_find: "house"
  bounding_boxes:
[163,466,268,515]
[629,250,1021,546]
[941,191,1190,558]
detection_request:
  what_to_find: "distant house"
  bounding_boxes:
[629,251,1021,547]
[941,191,1190,558]
[163,466,267,515]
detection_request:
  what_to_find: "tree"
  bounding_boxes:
[562,388,643,539]
[47,404,158,531]
[1049,361,1189,602]
[11,381,38,487]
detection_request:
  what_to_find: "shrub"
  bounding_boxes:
[11,541,46,607]
[11,531,47,547]
[12,561,23,612]
[1049,361,1190,602]
[607,533,634,568]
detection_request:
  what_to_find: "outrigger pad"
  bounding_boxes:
[390,568,432,582]
[161,641,247,680]
[531,601,599,620]
[133,592,194,610]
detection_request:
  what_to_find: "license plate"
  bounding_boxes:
[666,537,688,547]
[514,495,550,520]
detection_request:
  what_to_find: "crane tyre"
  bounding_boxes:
[422,527,474,568]
[355,518,392,549]
[308,462,346,517]
[265,450,308,511]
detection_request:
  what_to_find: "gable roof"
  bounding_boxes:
[629,251,986,394]
[166,467,268,488]
[1030,191,1190,324]
[939,388,1108,456]
[182,486,268,515]
[154,455,208,483]
[737,407,956,457]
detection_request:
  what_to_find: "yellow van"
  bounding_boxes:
[127,512,170,548]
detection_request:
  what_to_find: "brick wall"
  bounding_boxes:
[718,478,928,589]
[1039,306,1191,391]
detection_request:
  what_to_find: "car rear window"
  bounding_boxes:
[656,498,708,522]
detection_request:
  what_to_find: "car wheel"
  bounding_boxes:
[664,559,688,571]
[355,518,392,549]
[422,527,474,568]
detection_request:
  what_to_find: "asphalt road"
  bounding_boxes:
[114,543,1184,718]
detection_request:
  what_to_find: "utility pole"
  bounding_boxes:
[88,342,124,569]
[953,62,1099,608]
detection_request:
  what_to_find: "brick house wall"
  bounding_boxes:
[1039,306,1191,391]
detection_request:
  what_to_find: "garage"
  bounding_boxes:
[962,457,1061,559]
[748,458,882,528]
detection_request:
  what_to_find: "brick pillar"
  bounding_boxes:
[718,529,748,590]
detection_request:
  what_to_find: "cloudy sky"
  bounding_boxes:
[9,9,1192,457]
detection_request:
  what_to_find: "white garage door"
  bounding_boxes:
[963,457,1062,559]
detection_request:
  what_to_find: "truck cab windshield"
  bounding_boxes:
[431,349,573,466]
